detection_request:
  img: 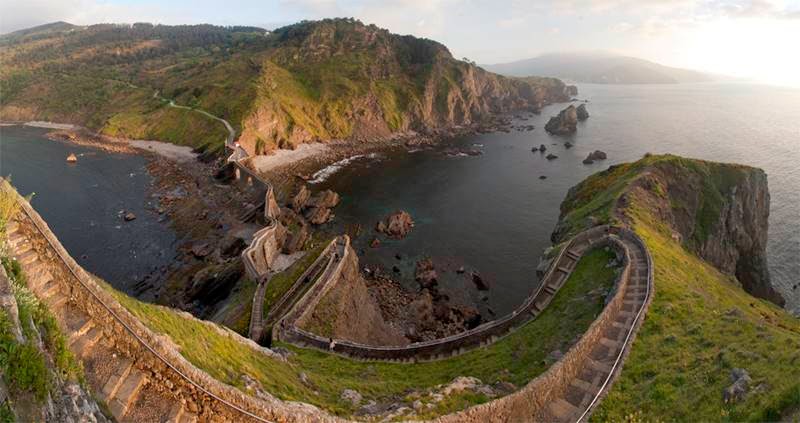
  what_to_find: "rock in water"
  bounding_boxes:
[66,153,77,163]
[376,210,415,239]
[415,258,438,289]
[472,272,490,290]
[546,154,559,160]
[544,105,578,135]
[583,150,608,164]
[576,104,590,120]
[123,212,136,221]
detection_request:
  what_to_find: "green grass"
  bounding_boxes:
[555,156,800,422]
[262,240,329,319]
[100,245,617,416]
[1,255,83,404]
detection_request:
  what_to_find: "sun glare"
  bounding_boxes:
[685,18,800,88]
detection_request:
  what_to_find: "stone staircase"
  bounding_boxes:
[6,220,199,423]
[540,235,651,422]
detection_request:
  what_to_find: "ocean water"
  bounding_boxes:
[0,126,178,295]
[317,83,800,316]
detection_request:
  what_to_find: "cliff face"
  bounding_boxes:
[238,19,575,154]
[298,242,408,346]
[554,155,783,306]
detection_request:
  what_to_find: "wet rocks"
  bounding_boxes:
[66,153,77,163]
[187,261,244,305]
[123,212,136,221]
[291,185,311,212]
[582,150,608,164]
[546,153,559,160]
[376,210,415,239]
[472,272,490,290]
[370,238,381,248]
[545,105,578,135]
[415,258,438,289]
[576,104,590,120]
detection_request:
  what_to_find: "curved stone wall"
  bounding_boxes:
[3,184,339,422]
[276,225,631,362]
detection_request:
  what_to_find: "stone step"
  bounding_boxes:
[588,358,613,374]
[101,358,133,403]
[7,232,26,248]
[68,317,95,345]
[618,310,636,319]
[548,398,578,421]
[570,377,600,396]
[6,221,19,235]
[557,266,570,274]
[28,268,52,290]
[40,280,61,301]
[108,370,147,420]
[543,285,556,296]
[17,250,38,266]
[623,299,641,307]
[599,337,621,350]
[72,326,103,357]
[566,250,581,260]
[48,295,69,314]
[14,241,33,256]
[611,321,629,330]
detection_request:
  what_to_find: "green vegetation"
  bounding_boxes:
[1,256,83,404]
[547,154,800,421]
[102,246,617,416]
[1,18,570,154]
[262,239,329,319]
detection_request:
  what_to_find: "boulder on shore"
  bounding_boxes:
[376,210,414,239]
[576,104,590,121]
[545,105,578,135]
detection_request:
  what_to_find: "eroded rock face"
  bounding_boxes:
[376,210,415,239]
[545,105,578,135]
[292,185,311,212]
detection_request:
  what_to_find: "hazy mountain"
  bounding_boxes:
[485,52,714,84]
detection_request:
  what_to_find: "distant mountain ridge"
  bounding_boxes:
[485,52,714,84]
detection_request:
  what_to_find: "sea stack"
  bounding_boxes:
[545,105,578,135]
[66,153,77,163]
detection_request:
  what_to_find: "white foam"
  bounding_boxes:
[308,153,380,184]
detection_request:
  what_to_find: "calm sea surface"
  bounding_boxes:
[0,126,178,295]
[1,83,797,315]
[316,83,800,316]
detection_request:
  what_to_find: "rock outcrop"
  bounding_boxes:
[376,210,415,239]
[576,104,589,120]
[555,155,784,306]
[582,150,607,164]
[544,105,578,135]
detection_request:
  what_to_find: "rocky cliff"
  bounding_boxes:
[554,155,783,306]
[0,19,574,155]
[297,242,408,346]
[239,19,575,154]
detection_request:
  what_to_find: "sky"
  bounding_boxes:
[1,0,800,87]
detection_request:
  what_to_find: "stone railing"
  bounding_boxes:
[275,225,629,362]
[433,227,653,422]
[3,185,334,423]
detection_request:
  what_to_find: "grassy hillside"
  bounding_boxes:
[549,154,800,421]
[0,19,572,155]
[102,246,617,417]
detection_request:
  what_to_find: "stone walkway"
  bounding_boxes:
[7,220,199,423]
[540,233,651,422]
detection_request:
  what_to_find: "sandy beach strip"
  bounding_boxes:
[248,142,330,174]
[129,140,198,162]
